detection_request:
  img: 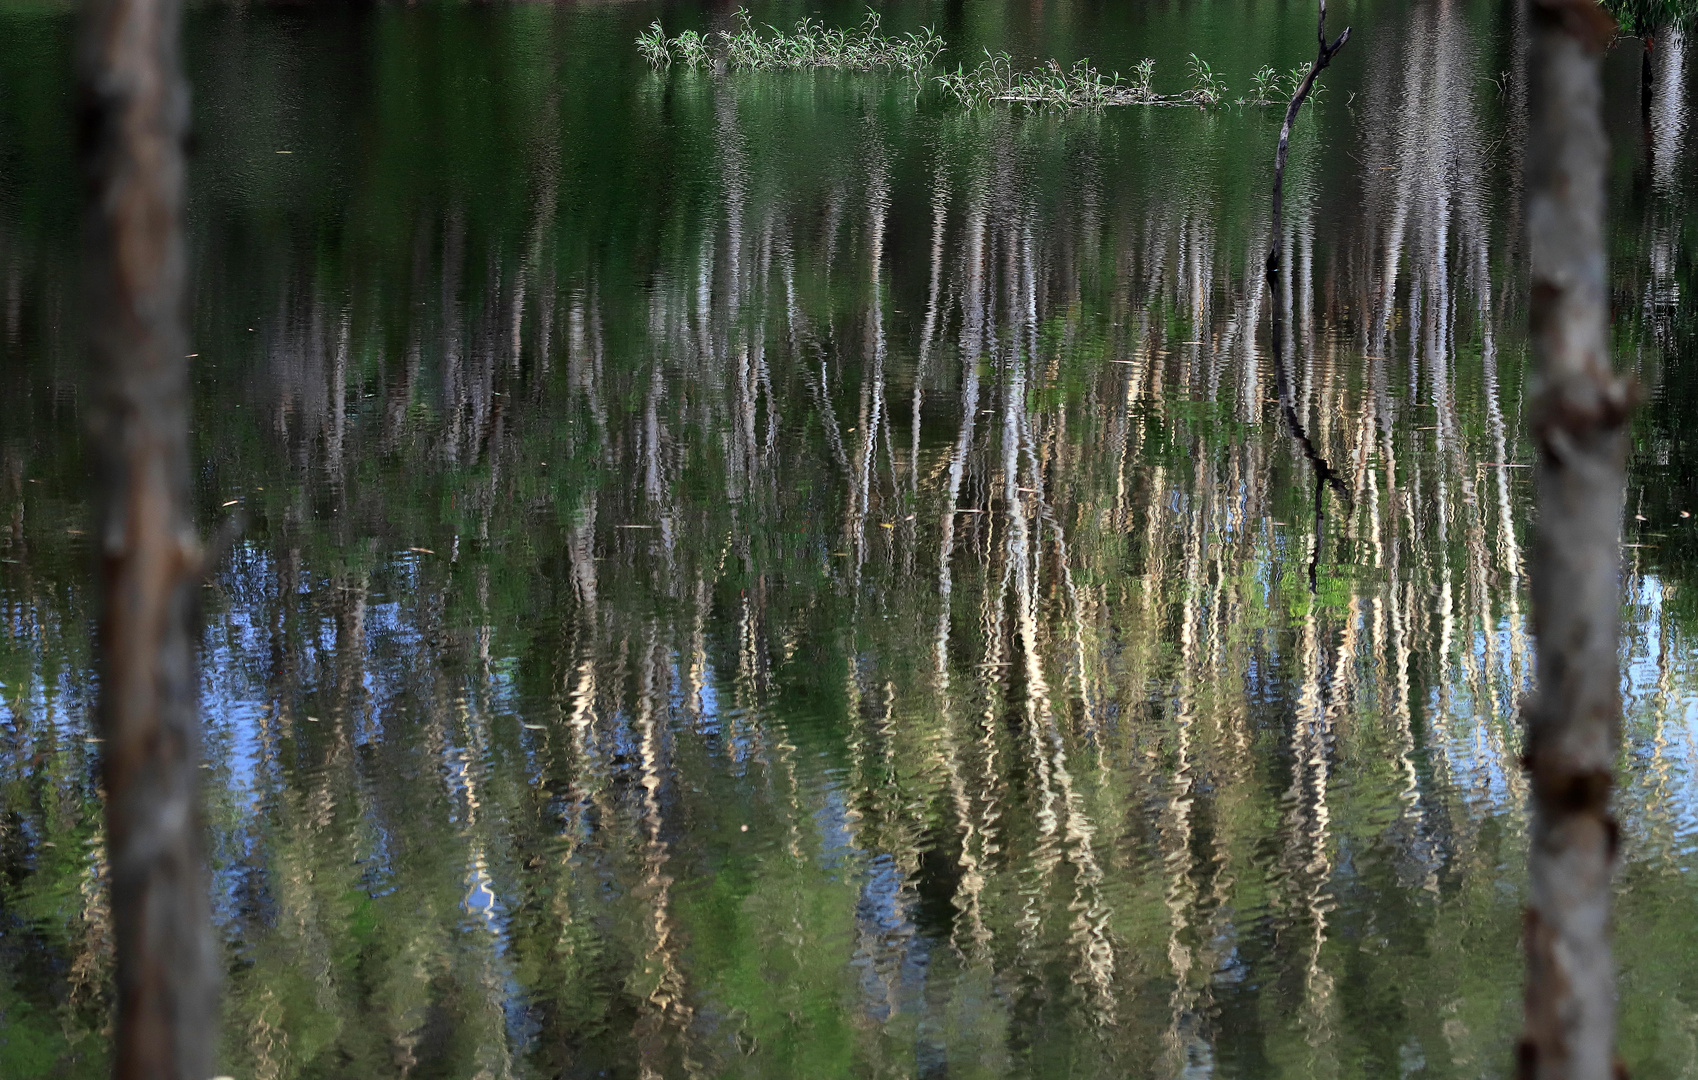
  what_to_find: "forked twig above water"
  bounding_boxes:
[1265,0,1351,591]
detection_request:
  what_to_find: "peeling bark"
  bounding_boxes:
[79,0,217,1077]
[1520,1,1631,1078]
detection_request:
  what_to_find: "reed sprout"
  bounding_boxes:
[1244,65,1282,106]
[1238,63,1329,107]
[637,22,669,68]
[1183,54,1226,107]
[1131,58,1156,102]
[1287,64,1325,102]
[672,30,711,70]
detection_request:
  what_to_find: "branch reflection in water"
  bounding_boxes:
[0,1,1696,1078]
[1262,0,1351,594]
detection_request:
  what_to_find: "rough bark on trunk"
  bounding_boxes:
[1520,1,1631,1078]
[79,0,217,1077]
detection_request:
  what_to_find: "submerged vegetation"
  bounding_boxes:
[642,11,1328,112]
[638,9,944,73]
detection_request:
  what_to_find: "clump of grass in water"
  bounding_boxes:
[935,51,1238,110]
[639,9,943,74]
[645,16,1316,116]
[1183,54,1227,106]
[1240,64,1327,107]
[672,30,711,69]
[637,22,669,68]
[1288,64,1327,103]
[1244,65,1283,106]
[934,52,1157,108]
[1131,58,1156,102]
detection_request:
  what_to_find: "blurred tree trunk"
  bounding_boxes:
[1640,31,1654,116]
[1520,1,1632,1079]
[79,0,217,1077]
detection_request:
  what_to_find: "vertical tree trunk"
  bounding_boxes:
[1521,1,1631,1078]
[79,0,217,1077]
[1640,32,1654,117]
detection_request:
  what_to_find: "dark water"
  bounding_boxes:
[2,2,1697,1077]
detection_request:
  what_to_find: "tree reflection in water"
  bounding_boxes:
[1,2,1696,1078]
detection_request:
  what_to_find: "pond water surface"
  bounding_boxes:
[2,2,1698,1078]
